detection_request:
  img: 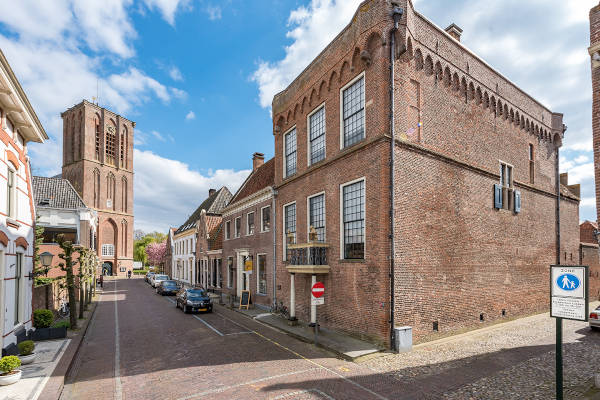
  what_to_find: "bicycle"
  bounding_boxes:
[270,301,290,320]
[58,298,70,318]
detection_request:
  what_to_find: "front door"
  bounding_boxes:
[102,262,113,276]
[236,251,249,297]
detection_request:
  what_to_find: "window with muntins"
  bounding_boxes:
[528,144,534,184]
[106,126,116,165]
[342,76,365,147]
[343,180,365,259]
[258,254,267,295]
[225,221,231,239]
[284,203,296,259]
[235,217,241,238]
[309,107,326,164]
[261,206,271,232]
[284,128,297,177]
[309,194,325,242]
[102,244,115,257]
[95,119,100,160]
[247,212,255,235]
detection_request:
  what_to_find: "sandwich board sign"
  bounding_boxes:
[550,265,588,321]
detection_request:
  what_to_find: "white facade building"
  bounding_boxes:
[173,229,196,285]
[0,49,47,354]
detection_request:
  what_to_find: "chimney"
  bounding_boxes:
[252,152,265,171]
[209,188,216,197]
[445,23,463,42]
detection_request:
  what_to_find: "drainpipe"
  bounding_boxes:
[556,147,560,265]
[389,5,403,351]
[272,188,278,308]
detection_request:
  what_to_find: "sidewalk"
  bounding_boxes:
[223,304,383,361]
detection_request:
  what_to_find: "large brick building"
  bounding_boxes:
[272,0,580,347]
[61,100,134,277]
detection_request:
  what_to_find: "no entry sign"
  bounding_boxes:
[311,282,324,305]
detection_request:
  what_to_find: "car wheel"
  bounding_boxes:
[183,305,188,313]
[591,326,599,331]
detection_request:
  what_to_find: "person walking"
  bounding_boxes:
[127,270,132,279]
[99,274,104,288]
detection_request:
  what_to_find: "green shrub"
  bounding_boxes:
[17,340,34,356]
[33,309,54,329]
[133,269,149,275]
[0,356,21,374]
[51,320,70,329]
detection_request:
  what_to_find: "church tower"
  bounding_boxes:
[60,100,134,276]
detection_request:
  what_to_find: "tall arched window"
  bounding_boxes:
[120,127,127,168]
[78,111,83,160]
[121,220,128,256]
[107,173,115,210]
[94,116,100,160]
[121,177,127,212]
[106,121,116,165]
[93,168,100,208]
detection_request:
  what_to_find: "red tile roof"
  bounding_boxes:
[230,158,274,204]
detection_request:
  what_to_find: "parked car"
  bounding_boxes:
[145,272,155,283]
[156,280,179,296]
[590,305,600,330]
[151,274,169,288]
[176,288,212,313]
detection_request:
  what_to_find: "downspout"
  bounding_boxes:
[272,188,278,308]
[556,146,560,265]
[389,5,403,350]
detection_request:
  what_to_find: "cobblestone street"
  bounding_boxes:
[57,277,600,399]
[364,305,600,399]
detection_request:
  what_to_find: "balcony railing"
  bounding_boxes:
[285,242,330,274]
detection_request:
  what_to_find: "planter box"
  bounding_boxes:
[31,326,67,341]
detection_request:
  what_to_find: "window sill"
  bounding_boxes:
[341,137,366,152]
[338,258,366,263]
[256,293,268,297]
[260,230,270,233]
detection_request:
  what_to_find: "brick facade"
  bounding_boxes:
[271,0,580,346]
[61,101,134,277]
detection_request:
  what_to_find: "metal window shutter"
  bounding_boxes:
[514,190,522,213]
[494,184,503,209]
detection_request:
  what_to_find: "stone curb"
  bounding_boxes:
[37,297,100,400]
[220,304,370,362]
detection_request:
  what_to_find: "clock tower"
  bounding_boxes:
[61,100,134,276]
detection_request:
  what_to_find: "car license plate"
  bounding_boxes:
[198,308,207,312]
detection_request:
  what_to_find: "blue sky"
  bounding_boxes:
[0,0,597,232]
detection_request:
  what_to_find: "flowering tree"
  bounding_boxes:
[145,241,167,268]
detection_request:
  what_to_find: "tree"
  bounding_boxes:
[134,231,168,267]
[146,241,166,268]
[56,234,78,330]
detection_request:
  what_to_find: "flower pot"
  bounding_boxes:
[19,353,36,365]
[0,370,21,386]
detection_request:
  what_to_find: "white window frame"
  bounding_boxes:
[227,256,234,288]
[225,220,231,240]
[102,244,115,257]
[306,191,326,242]
[14,252,23,327]
[339,71,366,150]
[256,253,267,295]
[307,102,326,166]
[6,167,16,219]
[260,205,271,233]
[283,125,297,179]
[246,211,255,236]
[282,201,297,261]
[339,177,366,260]
[234,216,241,238]
[499,160,514,188]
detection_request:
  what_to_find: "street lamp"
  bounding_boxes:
[39,251,54,268]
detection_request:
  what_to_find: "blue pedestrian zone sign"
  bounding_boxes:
[550,265,588,321]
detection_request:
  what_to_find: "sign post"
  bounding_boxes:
[311,282,324,346]
[550,265,588,400]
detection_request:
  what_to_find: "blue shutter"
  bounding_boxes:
[494,184,502,209]
[514,190,521,213]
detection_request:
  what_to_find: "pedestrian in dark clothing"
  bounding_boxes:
[99,274,104,288]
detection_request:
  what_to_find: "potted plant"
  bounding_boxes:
[31,309,67,340]
[0,356,21,385]
[17,340,36,365]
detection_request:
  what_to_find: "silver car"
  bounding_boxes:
[590,305,600,330]
[151,274,169,288]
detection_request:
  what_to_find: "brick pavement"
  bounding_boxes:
[59,278,597,399]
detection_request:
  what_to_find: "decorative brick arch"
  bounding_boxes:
[5,150,19,170]
[0,231,8,247]
[15,236,28,250]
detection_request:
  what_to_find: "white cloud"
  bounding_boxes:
[252,0,362,108]
[564,162,594,184]
[133,149,250,231]
[169,66,183,81]
[205,5,222,21]
[150,130,167,142]
[142,0,191,25]
[185,111,196,120]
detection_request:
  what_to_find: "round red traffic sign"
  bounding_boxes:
[311,282,324,298]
